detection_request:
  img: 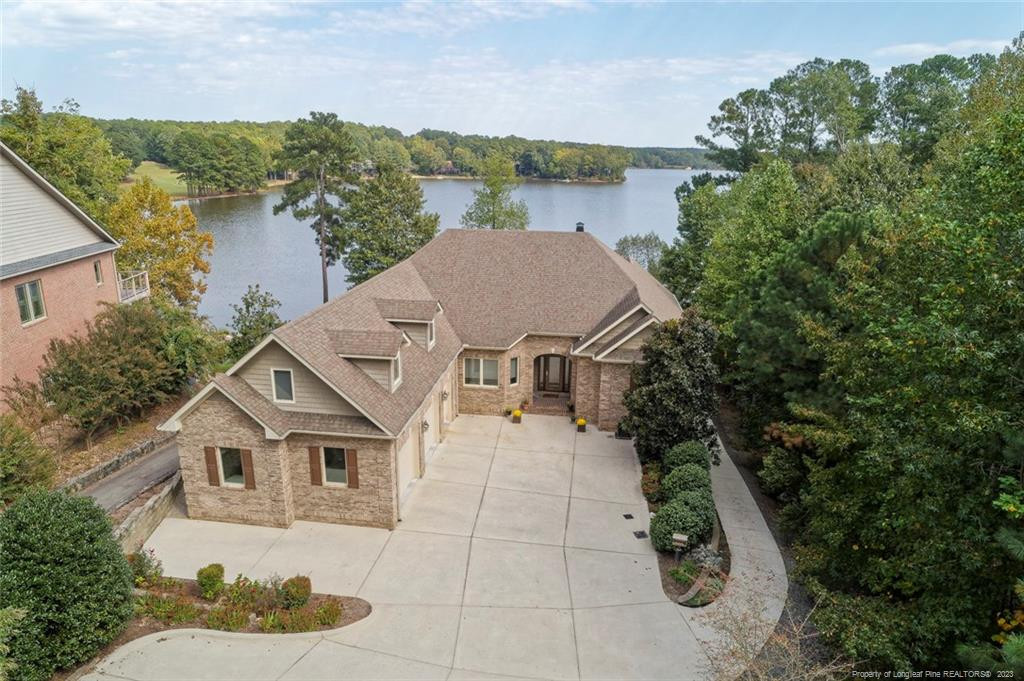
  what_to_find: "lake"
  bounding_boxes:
[188,168,700,326]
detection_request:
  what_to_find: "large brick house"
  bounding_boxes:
[0,142,150,397]
[160,228,681,529]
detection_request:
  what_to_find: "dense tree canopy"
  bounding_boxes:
[661,35,1024,670]
[697,51,995,171]
[614,232,666,273]
[339,164,440,284]
[0,87,130,219]
[107,177,213,307]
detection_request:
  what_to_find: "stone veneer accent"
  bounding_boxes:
[177,361,458,530]
[286,433,396,529]
[178,393,294,528]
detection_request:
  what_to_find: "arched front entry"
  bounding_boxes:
[534,354,571,394]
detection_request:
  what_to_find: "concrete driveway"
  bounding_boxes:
[88,415,784,681]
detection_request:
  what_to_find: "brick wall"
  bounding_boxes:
[457,336,576,416]
[286,433,397,529]
[597,362,632,431]
[573,357,602,425]
[0,252,119,394]
[178,393,293,527]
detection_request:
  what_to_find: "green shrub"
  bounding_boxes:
[668,560,700,586]
[205,606,248,632]
[0,607,26,681]
[279,576,312,610]
[649,489,716,552]
[196,563,225,601]
[279,606,317,633]
[135,594,200,625]
[314,600,342,627]
[660,463,711,501]
[226,574,276,614]
[663,441,710,472]
[0,414,54,506]
[259,610,282,633]
[0,490,133,681]
[24,300,223,446]
[622,313,719,463]
[126,549,163,587]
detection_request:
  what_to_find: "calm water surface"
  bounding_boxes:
[189,168,701,326]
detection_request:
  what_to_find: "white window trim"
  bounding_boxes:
[15,280,46,326]
[427,321,436,350]
[93,260,104,285]
[509,356,519,385]
[463,357,499,389]
[270,368,295,403]
[218,447,245,489]
[321,446,349,488]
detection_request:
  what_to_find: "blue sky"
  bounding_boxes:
[2,1,1021,146]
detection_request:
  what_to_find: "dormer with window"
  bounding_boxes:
[328,327,407,393]
[375,298,441,351]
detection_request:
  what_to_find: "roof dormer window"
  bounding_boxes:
[427,320,435,350]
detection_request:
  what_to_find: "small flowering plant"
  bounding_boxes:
[576,418,587,427]
[513,409,523,418]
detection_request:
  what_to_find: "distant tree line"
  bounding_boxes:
[93,117,717,195]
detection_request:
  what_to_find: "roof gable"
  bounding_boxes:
[0,143,119,278]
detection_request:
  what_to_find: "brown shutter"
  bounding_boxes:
[241,449,255,490]
[309,447,322,486]
[346,450,359,489]
[204,447,220,486]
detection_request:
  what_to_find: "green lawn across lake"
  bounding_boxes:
[122,161,188,196]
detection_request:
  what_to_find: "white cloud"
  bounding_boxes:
[872,38,1010,59]
[329,0,591,36]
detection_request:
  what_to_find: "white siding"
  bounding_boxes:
[351,358,392,390]
[237,342,359,415]
[0,154,109,266]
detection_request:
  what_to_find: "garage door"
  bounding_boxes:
[397,427,419,504]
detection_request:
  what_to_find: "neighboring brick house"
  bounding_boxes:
[0,142,150,399]
[160,228,681,529]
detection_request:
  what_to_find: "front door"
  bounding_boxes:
[537,355,570,393]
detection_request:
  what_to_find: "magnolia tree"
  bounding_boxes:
[623,309,719,463]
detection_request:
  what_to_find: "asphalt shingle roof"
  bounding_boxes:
[248,228,680,437]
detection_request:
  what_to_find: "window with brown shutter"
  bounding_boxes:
[204,447,219,486]
[309,447,322,486]
[346,450,359,489]
[240,449,255,489]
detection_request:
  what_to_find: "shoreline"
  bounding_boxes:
[169,179,289,202]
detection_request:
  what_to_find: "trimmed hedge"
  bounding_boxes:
[664,440,710,472]
[279,576,312,610]
[660,463,712,501]
[0,490,133,681]
[650,488,716,552]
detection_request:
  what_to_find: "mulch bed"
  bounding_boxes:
[56,578,371,680]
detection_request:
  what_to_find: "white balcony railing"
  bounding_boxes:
[117,270,150,303]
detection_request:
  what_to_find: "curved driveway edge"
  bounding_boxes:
[80,417,786,681]
[675,433,789,679]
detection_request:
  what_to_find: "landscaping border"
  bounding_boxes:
[59,432,175,494]
[114,473,181,553]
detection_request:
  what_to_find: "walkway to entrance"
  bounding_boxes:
[83,415,786,681]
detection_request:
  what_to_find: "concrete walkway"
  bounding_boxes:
[84,416,785,681]
[82,441,179,512]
